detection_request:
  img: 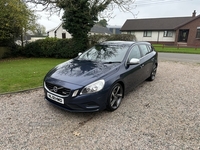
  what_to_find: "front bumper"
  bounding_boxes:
[44,89,109,112]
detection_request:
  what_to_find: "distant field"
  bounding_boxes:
[0,58,67,94]
[153,44,200,54]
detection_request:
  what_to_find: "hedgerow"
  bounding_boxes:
[22,34,136,58]
[23,38,78,58]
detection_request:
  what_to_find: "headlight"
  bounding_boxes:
[80,79,105,94]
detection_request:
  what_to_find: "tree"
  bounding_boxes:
[0,0,37,47]
[97,19,108,27]
[33,24,46,36]
[62,0,104,51]
[24,0,136,51]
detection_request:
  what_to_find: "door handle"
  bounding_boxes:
[140,64,145,68]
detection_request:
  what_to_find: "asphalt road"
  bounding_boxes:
[158,52,200,63]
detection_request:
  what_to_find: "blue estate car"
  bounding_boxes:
[44,41,158,112]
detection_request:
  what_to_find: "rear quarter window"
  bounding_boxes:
[147,45,153,52]
[139,44,150,57]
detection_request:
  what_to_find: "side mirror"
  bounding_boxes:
[78,52,82,56]
[127,58,140,65]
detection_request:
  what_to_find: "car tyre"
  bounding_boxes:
[147,64,157,81]
[107,83,123,111]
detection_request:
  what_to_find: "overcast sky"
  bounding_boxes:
[36,0,200,31]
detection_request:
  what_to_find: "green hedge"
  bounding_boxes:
[0,43,22,58]
[89,34,136,47]
[23,38,78,58]
[0,47,10,58]
[22,35,137,59]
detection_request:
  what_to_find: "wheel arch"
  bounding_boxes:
[109,80,125,98]
[117,81,125,98]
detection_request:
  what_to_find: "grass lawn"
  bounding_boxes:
[153,44,200,54]
[0,58,67,94]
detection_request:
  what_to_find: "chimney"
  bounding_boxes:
[192,10,196,17]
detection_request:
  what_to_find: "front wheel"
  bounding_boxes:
[147,64,157,81]
[107,83,123,111]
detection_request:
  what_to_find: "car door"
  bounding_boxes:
[138,44,155,80]
[122,45,144,93]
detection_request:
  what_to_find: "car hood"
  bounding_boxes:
[45,59,120,86]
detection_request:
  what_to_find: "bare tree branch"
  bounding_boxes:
[24,0,137,18]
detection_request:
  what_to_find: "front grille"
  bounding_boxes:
[45,82,71,97]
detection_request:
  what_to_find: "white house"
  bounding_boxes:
[121,10,200,46]
[47,23,112,39]
[47,23,72,39]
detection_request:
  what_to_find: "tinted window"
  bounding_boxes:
[128,45,141,60]
[151,45,156,52]
[147,45,153,52]
[139,45,149,56]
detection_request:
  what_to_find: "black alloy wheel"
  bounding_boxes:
[148,64,157,81]
[107,83,123,111]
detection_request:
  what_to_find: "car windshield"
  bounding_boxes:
[77,44,129,63]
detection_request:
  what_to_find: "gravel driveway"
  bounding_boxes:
[0,61,200,150]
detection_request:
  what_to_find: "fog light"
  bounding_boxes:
[72,90,79,97]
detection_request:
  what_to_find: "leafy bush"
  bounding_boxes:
[22,40,41,57]
[107,34,136,41]
[22,34,136,59]
[89,34,136,47]
[0,42,22,58]
[8,43,23,57]
[0,38,12,47]
[55,39,77,58]
[37,38,57,57]
[23,38,79,58]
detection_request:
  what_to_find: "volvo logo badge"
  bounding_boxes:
[53,86,58,93]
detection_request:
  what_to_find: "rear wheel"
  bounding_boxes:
[147,64,157,81]
[107,83,123,111]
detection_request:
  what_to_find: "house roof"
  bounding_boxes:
[121,16,195,31]
[107,25,122,29]
[47,23,112,35]
[47,22,63,33]
[90,24,112,34]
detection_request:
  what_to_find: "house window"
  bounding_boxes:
[127,31,135,35]
[196,28,200,39]
[62,33,66,39]
[164,31,173,37]
[143,31,152,37]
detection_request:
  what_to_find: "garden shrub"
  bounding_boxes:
[23,34,136,58]
[89,34,136,47]
[0,43,22,58]
[23,40,42,57]
[107,34,136,41]
[55,39,77,58]
[23,38,79,58]
[37,38,57,57]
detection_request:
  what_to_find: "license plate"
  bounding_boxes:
[47,93,64,104]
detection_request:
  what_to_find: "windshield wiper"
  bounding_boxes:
[103,61,121,64]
